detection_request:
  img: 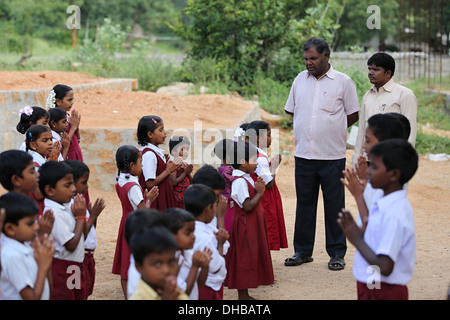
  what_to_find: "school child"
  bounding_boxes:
[165,207,212,300]
[112,145,159,299]
[191,164,228,231]
[16,106,49,151]
[213,139,235,232]
[0,150,53,232]
[129,225,189,300]
[342,114,409,228]
[168,136,193,208]
[125,209,168,299]
[0,192,55,300]
[65,159,105,299]
[226,141,274,300]
[245,120,288,250]
[338,139,418,300]
[25,125,56,167]
[39,161,87,300]
[184,184,228,300]
[48,108,70,161]
[137,115,182,211]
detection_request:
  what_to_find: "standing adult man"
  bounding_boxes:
[284,37,359,271]
[352,52,418,166]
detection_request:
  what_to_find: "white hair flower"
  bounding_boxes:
[19,106,33,117]
[45,89,56,109]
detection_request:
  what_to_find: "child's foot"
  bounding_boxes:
[238,289,256,300]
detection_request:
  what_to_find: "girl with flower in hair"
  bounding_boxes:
[112,145,159,298]
[137,115,182,211]
[16,106,49,151]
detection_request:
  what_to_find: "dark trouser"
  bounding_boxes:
[293,157,347,259]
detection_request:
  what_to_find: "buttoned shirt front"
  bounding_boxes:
[284,65,360,160]
[352,78,418,165]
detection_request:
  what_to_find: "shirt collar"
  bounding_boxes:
[141,143,166,161]
[232,169,247,177]
[374,189,407,213]
[28,150,46,166]
[370,78,395,93]
[2,235,34,256]
[118,172,140,183]
[307,64,335,80]
[44,198,68,211]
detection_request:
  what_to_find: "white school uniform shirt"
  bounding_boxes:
[127,254,140,298]
[356,182,384,227]
[0,236,50,300]
[28,150,46,167]
[51,130,64,161]
[45,198,85,263]
[192,221,226,291]
[284,65,360,160]
[353,190,416,286]
[176,250,199,300]
[140,143,166,181]
[231,169,255,208]
[67,198,97,251]
[255,148,273,185]
[117,173,143,210]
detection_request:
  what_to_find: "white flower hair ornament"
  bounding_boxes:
[234,127,245,142]
[19,106,33,117]
[45,89,56,109]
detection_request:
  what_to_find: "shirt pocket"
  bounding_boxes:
[320,91,342,115]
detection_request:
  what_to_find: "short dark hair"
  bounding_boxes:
[48,107,67,126]
[367,114,406,142]
[125,209,168,245]
[0,150,34,191]
[385,113,411,140]
[191,164,226,190]
[370,139,418,185]
[137,115,163,146]
[129,226,177,266]
[367,52,396,77]
[302,37,330,54]
[64,159,90,182]
[183,184,217,217]
[38,160,73,197]
[213,138,235,163]
[164,207,195,234]
[169,136,190,154]
[0,192,39,232]
[231,141,258,169]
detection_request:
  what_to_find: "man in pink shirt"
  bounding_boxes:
[284,37,359,271]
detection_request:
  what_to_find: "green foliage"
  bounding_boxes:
[415,129,450,155]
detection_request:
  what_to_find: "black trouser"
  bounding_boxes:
[293,157,347,259]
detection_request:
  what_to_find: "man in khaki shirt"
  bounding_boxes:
[352,52,418,166]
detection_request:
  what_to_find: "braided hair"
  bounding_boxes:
[115,145,140,181]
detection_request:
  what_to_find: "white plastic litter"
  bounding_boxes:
[426,153,450,161]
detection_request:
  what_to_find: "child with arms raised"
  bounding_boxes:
[245,120,287,251]
[48,108,70,161]
[0,192,55,300]
[137,115,182,210]
[338,139,418,300]
[26,125,56,167]
[165,207,212,300]
[39,161,87,300]
[226,141,274,300]
[184,184,228,300]
[112,145,158,299]
[168,136,193,208]
[65,159,105,299]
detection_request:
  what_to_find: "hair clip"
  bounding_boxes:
[28,132,33,140]
[45,90,56,109]
[125,173,131,179]
[19,106,33,117]
[151,118,157,124]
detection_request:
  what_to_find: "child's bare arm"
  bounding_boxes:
[340,167,369,229]
[242,177,265,212]
[337,209,394,276]
[66,194,87,252]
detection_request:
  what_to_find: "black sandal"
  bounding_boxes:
[284,253,313,266]
[328,257,346,271]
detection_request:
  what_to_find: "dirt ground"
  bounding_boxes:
[2,71,449,300]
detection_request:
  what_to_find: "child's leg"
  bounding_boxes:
[121,278,128,299]
[238,289,255,300]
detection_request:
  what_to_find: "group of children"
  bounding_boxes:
[0,82,419,300]
[111,115,288,300]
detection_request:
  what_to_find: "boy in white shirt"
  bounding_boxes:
[0,192,54,300]
[184,184,228,300]
[39,161,88,300]
[338,139,418,300]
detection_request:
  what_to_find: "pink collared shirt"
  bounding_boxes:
[284,66,360,160]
